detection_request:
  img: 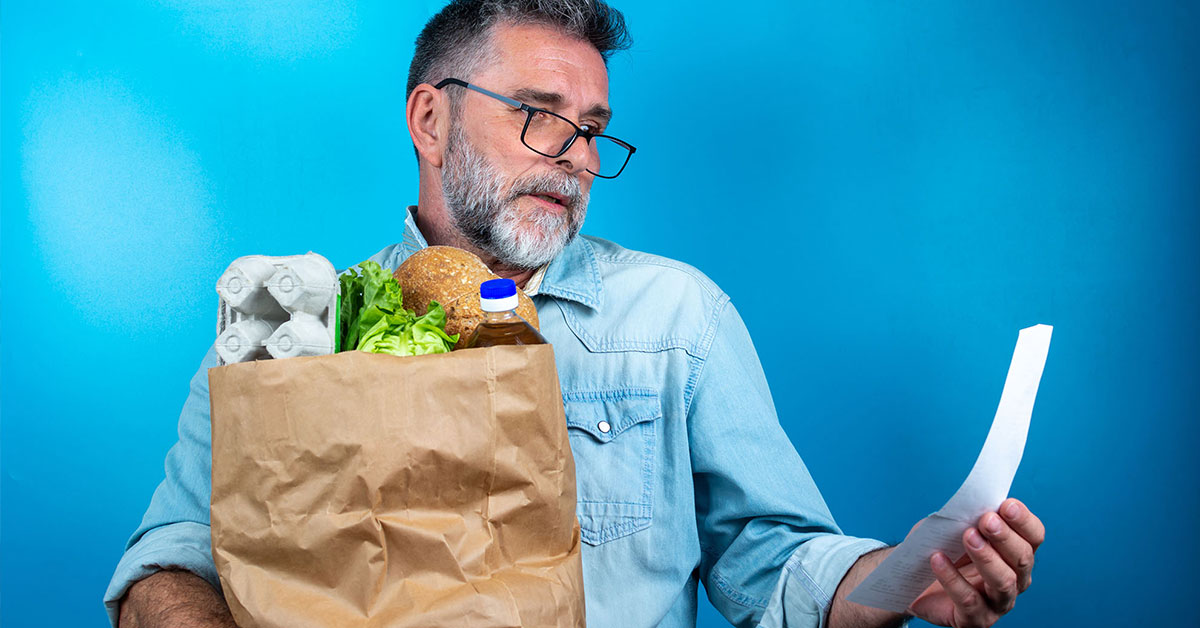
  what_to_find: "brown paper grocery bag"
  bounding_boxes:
[209,345,585,628]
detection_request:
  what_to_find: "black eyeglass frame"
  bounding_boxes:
[434,78,636,179]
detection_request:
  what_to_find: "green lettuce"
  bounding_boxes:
[338,260,457,356]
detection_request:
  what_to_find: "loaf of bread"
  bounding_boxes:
[393,246,539,349]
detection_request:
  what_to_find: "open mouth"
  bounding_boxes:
[527,192,568,208]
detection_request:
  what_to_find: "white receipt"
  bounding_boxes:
[847,324,1053,613]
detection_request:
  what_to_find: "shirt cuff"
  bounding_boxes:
[103,521,221,627]
[757,534,889,628]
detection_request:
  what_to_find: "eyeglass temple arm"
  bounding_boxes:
[433,78,525,110]
[434,77,635,175]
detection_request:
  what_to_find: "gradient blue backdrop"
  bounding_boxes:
[3,1,1198,626]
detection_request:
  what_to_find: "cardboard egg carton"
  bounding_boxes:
[215,253,339,365]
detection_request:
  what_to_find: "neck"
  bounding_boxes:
[412,188,537,289]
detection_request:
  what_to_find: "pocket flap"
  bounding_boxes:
[562,390,661,443]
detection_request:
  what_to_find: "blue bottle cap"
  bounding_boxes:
[480,278,517,299]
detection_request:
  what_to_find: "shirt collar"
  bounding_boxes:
[521,264,549,297]
[538,235,603,311]
[400,206,603,312]
[402,206,429,249]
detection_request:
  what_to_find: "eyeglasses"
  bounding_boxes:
[434,78,636,179]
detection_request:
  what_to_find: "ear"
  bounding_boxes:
[407,83,448,169]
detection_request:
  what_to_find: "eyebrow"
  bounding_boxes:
[510,87,613,125]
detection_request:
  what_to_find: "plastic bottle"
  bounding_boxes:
[465,278,547,348]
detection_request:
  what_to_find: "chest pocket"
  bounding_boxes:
[563,390,660,545]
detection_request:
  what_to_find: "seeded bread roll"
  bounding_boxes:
[394,246,539,349]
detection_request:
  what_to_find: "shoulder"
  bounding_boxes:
[365,242,407,272]
[557,235,730,357]
[585,235,725,303]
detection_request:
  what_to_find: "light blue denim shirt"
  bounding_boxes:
[105,210,885,627]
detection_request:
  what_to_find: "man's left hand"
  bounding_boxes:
[907,498,1045,628]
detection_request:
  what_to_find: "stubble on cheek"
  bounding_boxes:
[442,125,588,268]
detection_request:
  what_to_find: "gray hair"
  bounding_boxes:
[406,0,631,112]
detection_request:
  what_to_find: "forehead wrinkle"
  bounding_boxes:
[480,24,612,125]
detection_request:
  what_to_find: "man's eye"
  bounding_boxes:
[581,122,603,135]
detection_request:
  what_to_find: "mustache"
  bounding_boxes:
[506,171,585,210]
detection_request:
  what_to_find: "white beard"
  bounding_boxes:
[441,127,588,269]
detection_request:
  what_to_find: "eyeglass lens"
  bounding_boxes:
[523,111,630,178]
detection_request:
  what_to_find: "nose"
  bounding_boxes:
[553,134,596,178]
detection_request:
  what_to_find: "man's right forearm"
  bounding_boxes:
[118,570,238,628]
[828,547,907,628]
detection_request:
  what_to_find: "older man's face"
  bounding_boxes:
[441,22,611,269]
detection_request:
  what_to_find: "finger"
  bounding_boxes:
[979,511,1036,592]
[1000,498,1046,550]
[963,527,1019,614]
[929,551,993,627]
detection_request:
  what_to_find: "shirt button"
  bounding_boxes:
[597,420,611,434]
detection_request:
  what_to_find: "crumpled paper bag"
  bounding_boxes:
[209,345,585,627]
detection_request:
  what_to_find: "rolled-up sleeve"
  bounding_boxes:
[687,299,885,628]
[104,347,222,627]
[757,535,888,627]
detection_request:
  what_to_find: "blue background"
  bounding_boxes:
[2,1,1197,626]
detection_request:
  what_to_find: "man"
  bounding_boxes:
[107,1,1045,627]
